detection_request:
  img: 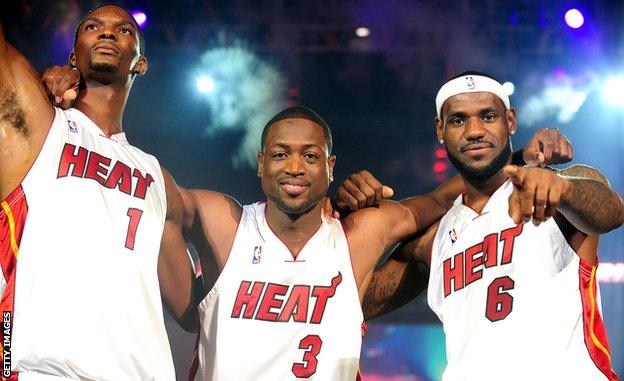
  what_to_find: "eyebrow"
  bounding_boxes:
[83,16,137,30]
[445,111,467,120]
[269,143,323,150]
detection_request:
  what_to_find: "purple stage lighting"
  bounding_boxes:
[564,8,584,29]
[131,10,147,28]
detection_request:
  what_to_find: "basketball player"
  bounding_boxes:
[337,72,624,380]
[0,5,193,379]
[177,106,460,380]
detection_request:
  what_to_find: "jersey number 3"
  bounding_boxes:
[485,276,514,322]
[292,335,322,378]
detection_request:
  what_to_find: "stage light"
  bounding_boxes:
[564,8,584,29]
[195,45,286,168]
[196,75,215,94]
[131,10,147,28]
[355,27,370,38]
[433,161,448,174]
[434,148,447,159]
[602,76,624,107]
[502,81,515,96]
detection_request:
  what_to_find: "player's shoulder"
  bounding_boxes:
[191,189,243,222]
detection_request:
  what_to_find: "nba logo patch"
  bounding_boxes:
[465,76,476,90]
[448,229,458,244]
[68,120,78,133]
[252,245,262,264]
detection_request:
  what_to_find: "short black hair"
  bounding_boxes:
[261,106,333,153]
[74,3,145,56]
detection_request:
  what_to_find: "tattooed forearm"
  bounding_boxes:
[559,164,609,185]
[558,166,624,234]
[362,260,429,320]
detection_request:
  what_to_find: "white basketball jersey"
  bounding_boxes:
[0,107,175,380]
[428,179,619,381]
[192,203,363,381]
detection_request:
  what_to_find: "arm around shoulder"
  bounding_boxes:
[557,164,624,235]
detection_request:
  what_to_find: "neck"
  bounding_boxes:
[73,79,130,136]
[265,201,323,257]
[462,169,508,213]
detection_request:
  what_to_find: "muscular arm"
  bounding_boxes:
[158,168,196,332]
[557,164,624,235]
[362,221,438,320]
[0,22,54,199]
[180,188,242,294]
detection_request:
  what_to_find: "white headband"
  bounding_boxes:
[435,75,510,117]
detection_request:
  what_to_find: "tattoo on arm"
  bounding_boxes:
[362,260,429,320]
[557,165,624,234]
[560,164,609,185]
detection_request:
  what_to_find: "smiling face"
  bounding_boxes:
[258,118,335,216]
[436,91,516,183]
[71,5,147,83]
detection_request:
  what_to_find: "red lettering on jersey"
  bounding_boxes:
[443,224,524,298]
[132,169,154,200]
[84,151,111,185]
[482,233,498,268]
[231,281,265,319]
[464,242,484,286]
[256,283,289,321]
[500,224,523,265]
[105,161,132,195]
[310,272,342,324]
[232,273,342,324]
[57,143,88,178]
[443,253,464,297]
[56,143,155,200]
[278,285,310,323]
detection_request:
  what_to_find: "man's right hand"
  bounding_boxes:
[335,170,394,213]
[41,65,80,109]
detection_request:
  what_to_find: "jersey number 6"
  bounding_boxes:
[485,276,514,322]
[292,335,323,378]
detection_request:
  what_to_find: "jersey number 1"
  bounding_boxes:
[292,335,322,378]
[125,208,143,250]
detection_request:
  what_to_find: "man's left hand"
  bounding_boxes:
[523,127,573,167]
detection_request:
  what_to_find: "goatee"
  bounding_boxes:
[447,140,512,184]
[90,61,118,73]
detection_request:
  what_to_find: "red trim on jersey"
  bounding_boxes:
[0,185,27,381]
[187,326,201,381]
[262,204,322,261]
[578,259,620,381]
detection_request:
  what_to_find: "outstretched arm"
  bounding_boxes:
[505,164,624,235]
[505,164,624,264]
[557,165,624,234]
[0,22,55,198]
